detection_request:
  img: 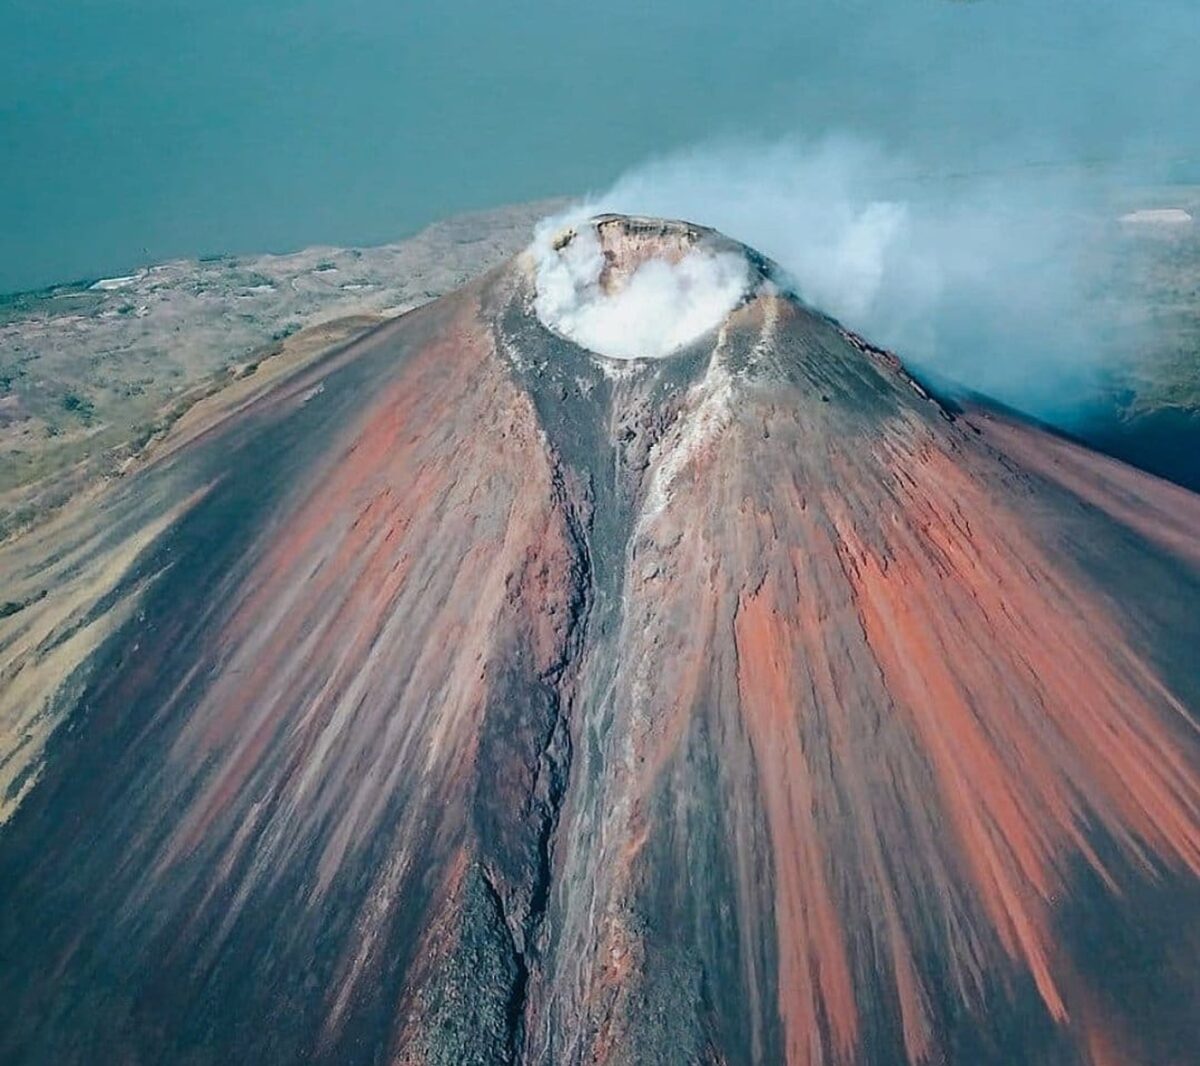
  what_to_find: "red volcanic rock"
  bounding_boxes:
[0,216,1198,1066]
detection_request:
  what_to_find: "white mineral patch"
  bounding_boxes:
[531,221,750,360]
[1118,208,1193,225]
[90,272,144,291]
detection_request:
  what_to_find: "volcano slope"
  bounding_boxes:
[1,215,1199,1066]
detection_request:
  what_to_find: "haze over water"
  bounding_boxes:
[2,0,1197,294]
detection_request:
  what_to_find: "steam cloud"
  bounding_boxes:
[532,221,752,360]
[540,137,1152,417]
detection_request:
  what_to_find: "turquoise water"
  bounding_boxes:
[2,0,1196,293]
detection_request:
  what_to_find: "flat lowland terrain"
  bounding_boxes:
[1102,185,1200,415]
[0,201,560,541]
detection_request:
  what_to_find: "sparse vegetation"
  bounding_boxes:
[61,392,95,419]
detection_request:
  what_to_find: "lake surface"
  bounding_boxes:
[3,0,1198,294]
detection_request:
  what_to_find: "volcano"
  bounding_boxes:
[1,215,1198,1066]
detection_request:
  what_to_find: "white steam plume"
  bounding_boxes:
[531,221,751,360]
[541,137,1140,417]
